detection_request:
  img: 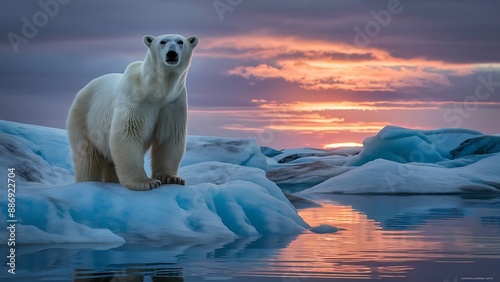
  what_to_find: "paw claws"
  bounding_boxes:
[155,174,186,186]
[148,180,161,190]
[125,178,162,191]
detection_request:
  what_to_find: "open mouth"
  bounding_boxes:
[165,50,179,65]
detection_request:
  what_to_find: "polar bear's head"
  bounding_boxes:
[143,34,198,71]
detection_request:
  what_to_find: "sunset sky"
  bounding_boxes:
[1,0,500,148]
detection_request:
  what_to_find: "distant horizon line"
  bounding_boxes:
[2,118,498,151]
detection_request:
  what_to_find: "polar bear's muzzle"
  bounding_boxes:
[165,44,180,65]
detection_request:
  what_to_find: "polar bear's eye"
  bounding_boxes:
[177,40,183,45]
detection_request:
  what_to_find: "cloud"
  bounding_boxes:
[193,34,489,92]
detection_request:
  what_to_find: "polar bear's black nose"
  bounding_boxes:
[166,51,178,61]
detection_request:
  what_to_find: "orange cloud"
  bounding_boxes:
[197,33,482,91]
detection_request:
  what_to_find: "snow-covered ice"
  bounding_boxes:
[0,120,310,244]
[264,125,499,194]
[0,121,73,184]
[266,147,359,190]
[3,172,309,244]
[181,136,267,170]
[345,126,483,166]
[267,161,352,192]
[296,126,500,194]
[302,155,500,194]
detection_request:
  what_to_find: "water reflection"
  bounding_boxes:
[481,216,500,228]
[74,264,183,282]
[6,235,300,281]
[274,194,500,280]
[3,195,500,281]
[323,194,469,230]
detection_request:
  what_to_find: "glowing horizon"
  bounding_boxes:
[189,98,500,148]
[324,142,364,149]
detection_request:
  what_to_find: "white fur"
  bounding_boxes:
[67,34,198,190]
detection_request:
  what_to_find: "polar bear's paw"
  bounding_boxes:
[155,174,186,186]
[125,178,162,191]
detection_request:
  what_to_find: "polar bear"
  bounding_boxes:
[67,34,198,191]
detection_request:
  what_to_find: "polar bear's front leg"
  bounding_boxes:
[110,116,161,191]
[151,138,186,186]
[152,104,187,186]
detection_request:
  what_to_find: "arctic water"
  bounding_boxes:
[2,194,499,281]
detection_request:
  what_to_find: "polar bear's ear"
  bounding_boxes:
[187,35,199,49]
[143,35,155,48]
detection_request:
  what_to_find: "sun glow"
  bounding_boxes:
[324,142,363,149]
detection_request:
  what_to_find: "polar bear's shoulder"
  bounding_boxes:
[123,61,144,75]
[119,61,143,85]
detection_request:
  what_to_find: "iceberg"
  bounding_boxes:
[267,161,352,192]
[259,125,500,195]
[0,120,310,244]
[260,145,283,158]
[266,147,359,192]
[181,136,267,170]
[0,121,73,184]
[296,126,500,194]
[301,155,500,194]
[346,126,483,166]
[2,169,309,244]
